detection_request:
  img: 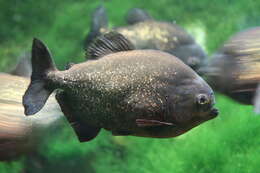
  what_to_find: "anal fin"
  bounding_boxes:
[56,91,101,142]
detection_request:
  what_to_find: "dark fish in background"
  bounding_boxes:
[205,27,260,113]
[9,52,32,77]
[23,32,218,143]
[84,6,207,72]
[126,8,152,25]
[0,73,63,161]
[84,6,108,47]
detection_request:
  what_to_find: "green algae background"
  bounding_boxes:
[1,0,260,172]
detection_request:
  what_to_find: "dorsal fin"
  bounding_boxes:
[126,8,153,25]
[84,5,108,48]
[85,31,135,59]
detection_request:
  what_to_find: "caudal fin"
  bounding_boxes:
[10,52,32,77]
[23,38,56,116]
[84,5,108,49]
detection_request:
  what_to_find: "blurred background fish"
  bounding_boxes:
[0,58,64,161]
[9,52,32,77]
[205,27,260,113]
[2,0,260,172]
[85,6,207,72]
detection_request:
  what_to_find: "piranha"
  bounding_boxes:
[23,32,218,142]
[85,6,207,72]
[204,27,260,113]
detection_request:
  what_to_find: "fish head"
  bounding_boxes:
[169,76,218,126]
[170,44,206,72]
[194,92,218,120]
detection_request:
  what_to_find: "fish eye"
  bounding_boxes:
[196,94,209,105]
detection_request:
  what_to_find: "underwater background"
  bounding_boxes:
[1,0,260,172]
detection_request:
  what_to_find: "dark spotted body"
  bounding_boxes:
[23,33,218,142]
[52,50,214,137]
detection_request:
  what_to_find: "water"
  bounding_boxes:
[0,0,260,172]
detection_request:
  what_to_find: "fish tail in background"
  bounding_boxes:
[10,52,32,77]
[125,8,152,25]
[84,5,108,49]
[23,38,57,116]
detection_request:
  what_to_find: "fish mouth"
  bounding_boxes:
[209,108,219,118]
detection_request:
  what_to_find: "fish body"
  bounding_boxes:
[85,7,206,72]
[206,27,260,107]
[24,32,218,142]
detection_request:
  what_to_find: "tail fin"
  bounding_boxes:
[126,8,152,25]
[84,5,108,48]
[10,52,32,77]
[23,38,56,116]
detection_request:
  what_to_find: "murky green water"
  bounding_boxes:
[1,0,260,172]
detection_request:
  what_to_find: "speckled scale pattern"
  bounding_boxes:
[51,50,197,133]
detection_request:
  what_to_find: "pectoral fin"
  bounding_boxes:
[136,119,174,127]
[56,91,101,142]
